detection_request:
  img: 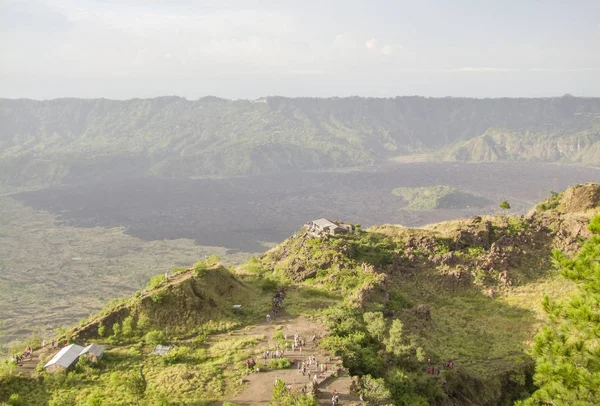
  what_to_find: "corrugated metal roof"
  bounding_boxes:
[44,344,85,369]
[81,344,105,357]
[312,218,340,230]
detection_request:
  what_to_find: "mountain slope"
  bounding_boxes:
[1,184,599,406]
[2,96,600,192]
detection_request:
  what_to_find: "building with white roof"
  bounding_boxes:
[43,344,85,373]
[80,343,105,363]
[306,218,352,237]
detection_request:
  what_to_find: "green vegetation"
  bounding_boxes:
[500,200,511,211]
[392,185,490,210]
[517,215,600,406]
[271,379,317,406]
[2,96,600,193]
[267,358,291,369]
[536,191,561,211]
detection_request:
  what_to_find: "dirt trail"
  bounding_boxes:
[15,346,57,374]
[224,313,360,406]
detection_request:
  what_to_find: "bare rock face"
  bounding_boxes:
[559,183,600,213]
[405,235,438,252]
[452,221,492,250]
[431,252,459,266]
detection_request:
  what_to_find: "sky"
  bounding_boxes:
[1,0,599,100]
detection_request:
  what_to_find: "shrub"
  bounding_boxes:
[150,291,166,303]
[97,322,106,337]
[261,278,279,293]
[144,330,167,346]
[146,274,166,290]
[121,315,136,337]
[245,257,268,274]
[194,261,209,277]
[267,358,291,369]
[160,346,188,365]
[48,391,77,406]
[206,254,220,266]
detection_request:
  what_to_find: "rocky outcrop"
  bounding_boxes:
[559,183,600,213]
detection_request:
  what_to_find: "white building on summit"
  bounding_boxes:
[305,218,353,237]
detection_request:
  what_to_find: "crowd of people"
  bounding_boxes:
[246,286,342,403]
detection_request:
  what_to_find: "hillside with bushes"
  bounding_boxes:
[1,95,600,192]
[1,183,599,405]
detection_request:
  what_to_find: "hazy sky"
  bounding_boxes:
[1,0,599,99]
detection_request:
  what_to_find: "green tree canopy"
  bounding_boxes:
[363,311,386,342]
[517,215,600,406]
[499,200,511,211]
[384,319,412,358]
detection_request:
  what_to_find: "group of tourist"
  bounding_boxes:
[426,358,455,375]
[266,287,287,322]
[259,288,342,403]
[10,339,60,366]
[244,358,257,371]
[11,346,33,366]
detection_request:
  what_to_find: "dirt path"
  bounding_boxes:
[222,313,360,406]
[15,347,55,374]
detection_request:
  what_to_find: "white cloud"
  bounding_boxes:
[457,67,518,72]
[365,38,397,55]
[381,44,393,55]
[529,67,600,72]
[365,38,377,50]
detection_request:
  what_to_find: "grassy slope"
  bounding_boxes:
[256,198,593,404]
[0,197,250,348]
[1,263,277,406]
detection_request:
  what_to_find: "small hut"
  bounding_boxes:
[80,344,105,363]
[44,344,85,373]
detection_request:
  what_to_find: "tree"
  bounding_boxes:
[384,319,412,357]
[121,315,136,337]
[499,200,511,212]
[125,366,147,406]
[363,312,386,342]
[516,215,600,406]
[358,375,393,405]
[143,330,166,346]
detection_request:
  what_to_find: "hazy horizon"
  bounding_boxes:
[3,93,600,102]
[2,0,599,100]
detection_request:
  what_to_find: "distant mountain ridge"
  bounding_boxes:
[1,95,600,191]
